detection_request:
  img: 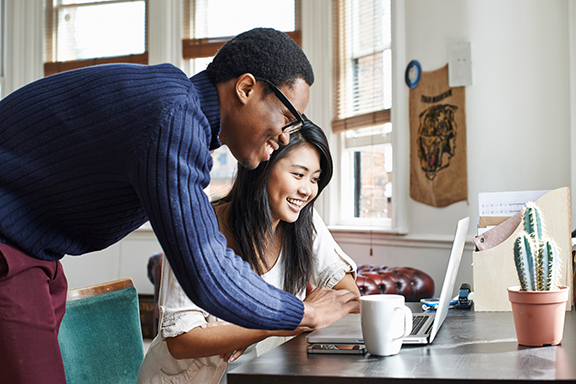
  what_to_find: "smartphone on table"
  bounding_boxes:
[306,344,367,355]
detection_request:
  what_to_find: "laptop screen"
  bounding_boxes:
[429,216,470,343]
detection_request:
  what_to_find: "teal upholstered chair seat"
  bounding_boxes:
[58,278,145,384]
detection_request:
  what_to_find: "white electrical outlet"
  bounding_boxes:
[448,42,472,87]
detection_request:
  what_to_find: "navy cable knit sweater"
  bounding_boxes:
[0,63,304,330]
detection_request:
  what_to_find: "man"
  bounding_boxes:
[0,28,359,383]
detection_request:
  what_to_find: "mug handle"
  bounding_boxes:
[393,305,413,340]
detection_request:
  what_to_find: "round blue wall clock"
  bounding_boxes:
[405,60,422,89]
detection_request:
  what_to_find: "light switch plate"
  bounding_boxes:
[448,42,472,87]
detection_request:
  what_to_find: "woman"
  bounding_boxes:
[138,119,359,384]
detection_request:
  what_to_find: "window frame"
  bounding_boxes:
[329,0,408,234]
[0,0,4,96]
[182,0,301,60]
[339,131,393,228]
[44,0,148,77]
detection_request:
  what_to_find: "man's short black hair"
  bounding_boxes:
[206,28,314,88]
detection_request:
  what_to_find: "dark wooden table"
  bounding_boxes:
[228,308,576,383]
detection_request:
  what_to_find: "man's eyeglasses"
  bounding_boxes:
[256,78,304,135]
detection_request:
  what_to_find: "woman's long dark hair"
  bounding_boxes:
[215,118,333,295]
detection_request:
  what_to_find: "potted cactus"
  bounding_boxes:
[507,203,570,346]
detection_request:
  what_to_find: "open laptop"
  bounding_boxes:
[306,216,470,346]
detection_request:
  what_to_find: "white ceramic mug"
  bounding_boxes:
[361,294,413,356]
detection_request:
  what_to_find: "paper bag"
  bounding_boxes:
[409,65,467,207]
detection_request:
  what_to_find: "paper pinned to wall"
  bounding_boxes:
[478,190,550,217]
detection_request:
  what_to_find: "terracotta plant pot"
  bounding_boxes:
[507,285,570,347]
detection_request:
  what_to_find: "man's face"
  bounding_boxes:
[223,78,310,170]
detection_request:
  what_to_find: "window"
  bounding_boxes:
[333,0,393,228]
[182,0,300,200]
[44,0,147,76]
[182,0,299,65]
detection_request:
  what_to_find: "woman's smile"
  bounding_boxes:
[268,143,321,224]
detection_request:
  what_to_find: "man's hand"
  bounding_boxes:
[300,287,361,330]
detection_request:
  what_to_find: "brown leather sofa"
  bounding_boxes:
[356,264,435,302]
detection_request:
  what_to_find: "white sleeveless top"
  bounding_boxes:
[137,210,357,384]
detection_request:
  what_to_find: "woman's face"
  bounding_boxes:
[267,143,321,225]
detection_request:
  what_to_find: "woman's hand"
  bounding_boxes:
[200,320,230,330]
[220,347,248,362]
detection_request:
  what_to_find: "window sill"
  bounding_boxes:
[327,225,402,235]
[327,225,471,250]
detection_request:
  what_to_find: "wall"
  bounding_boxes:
[405,0,571,237]
[320,0,574,296]
[61,229,162,294]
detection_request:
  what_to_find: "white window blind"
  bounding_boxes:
[333,0,391,133]
[333,0,393,226]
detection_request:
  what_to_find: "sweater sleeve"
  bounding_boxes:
[133,95,304,331]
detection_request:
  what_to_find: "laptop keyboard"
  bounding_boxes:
[410,315,427,335]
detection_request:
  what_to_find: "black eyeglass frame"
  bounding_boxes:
[255,77,305,135]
